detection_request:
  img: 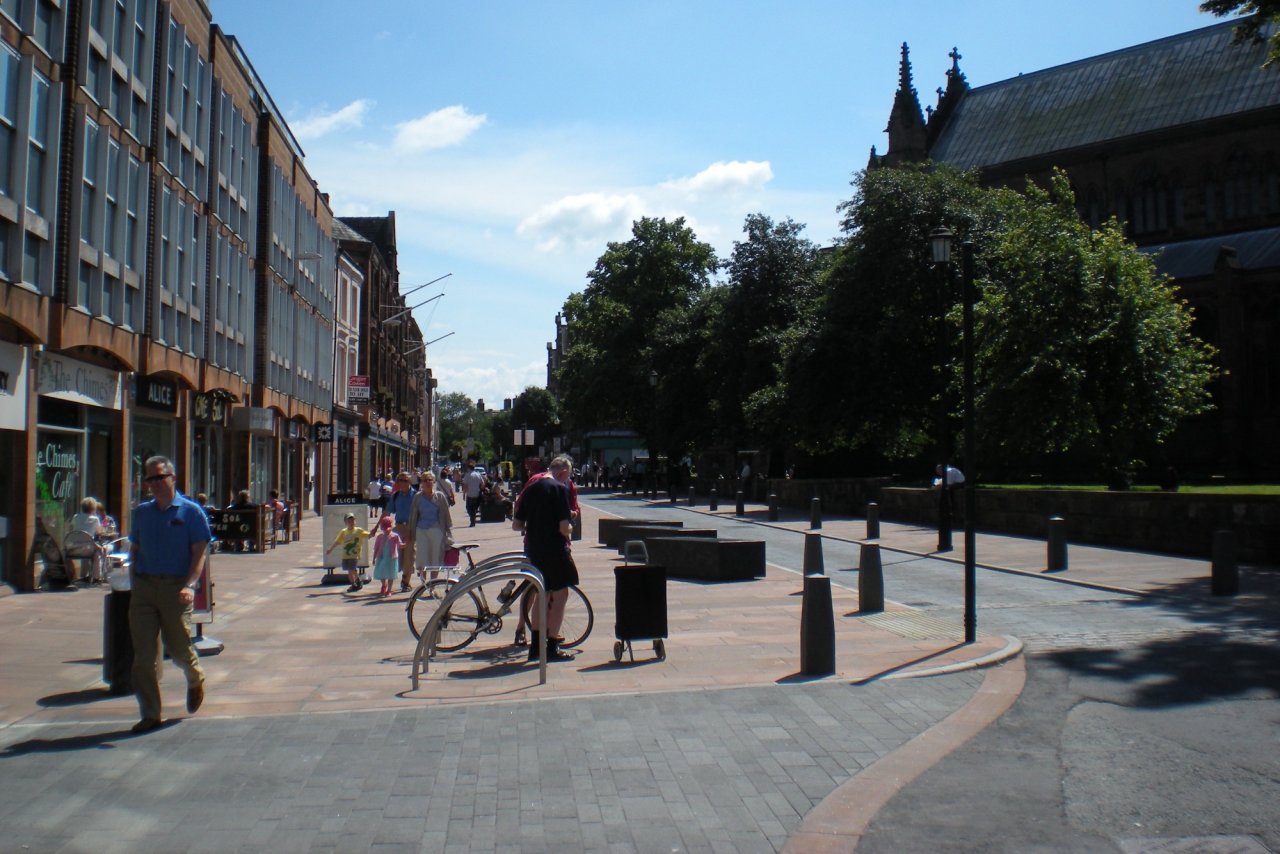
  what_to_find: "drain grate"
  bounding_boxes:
[856,611,962,640]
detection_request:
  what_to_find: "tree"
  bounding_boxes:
[701,214,826,474]
[778,163,998,462]
[1201,0,1280,66]
[558,217,718,458]
[976,171,1217,484]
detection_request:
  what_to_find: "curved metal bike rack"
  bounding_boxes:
[410,560,548,689]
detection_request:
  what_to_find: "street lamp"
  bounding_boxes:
[929,225,978,644]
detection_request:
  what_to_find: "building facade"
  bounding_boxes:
[872,20,1280,478]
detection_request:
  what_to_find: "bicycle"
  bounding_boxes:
[406,544,594,653]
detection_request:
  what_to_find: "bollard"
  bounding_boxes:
[687,486,695,507]
[1047,516,1067,572]
[736,491,745,517]
[710,488,719,512]
[810,497,822,530]
[768,493,779,522]
[858,541,884,613]
[803,532,824,575]
[1211,529,1239,596]
[866,502,880,540]
[800,574,836,676]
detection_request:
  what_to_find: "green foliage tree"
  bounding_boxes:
[558,216,718,459]
[1201,0,1280,66]
[778,164,997,462]
[977,171,1218,484]
[701,215,825,469]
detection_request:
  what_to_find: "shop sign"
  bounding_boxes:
[136,375,178,413]
[229,406,275,435]
[192,393,229,425]
[0,341,29,431]
[36,353,123,410]
[313,422,334,442]
[348,375,370,404]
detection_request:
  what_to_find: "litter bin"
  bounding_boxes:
[612,564,668,662]
[103,589,134,695]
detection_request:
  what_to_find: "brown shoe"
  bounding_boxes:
[186,682,205,714]
[131,718,162,734]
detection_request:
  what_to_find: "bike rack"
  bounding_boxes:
[410,560,548,690]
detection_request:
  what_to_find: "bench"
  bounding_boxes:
[644,536,766,581]
[598,518,683,549]
[615,526,717,554]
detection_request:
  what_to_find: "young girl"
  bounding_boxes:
[370,514,404,597]
[325,513,370,592]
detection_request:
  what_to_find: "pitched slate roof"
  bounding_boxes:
[930,20,1280,169]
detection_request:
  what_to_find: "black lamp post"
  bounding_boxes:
[647,369,658,499]
[930,226,978,644]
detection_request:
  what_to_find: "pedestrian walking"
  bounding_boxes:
[127,455,212,734]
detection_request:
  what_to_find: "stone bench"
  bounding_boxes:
[644,536,766,581]
[616,526,717,554]
[598,518,683,549]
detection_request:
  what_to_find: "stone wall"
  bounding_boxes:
[765,480,1280,563]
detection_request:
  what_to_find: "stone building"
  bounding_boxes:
[873,20,1280,478]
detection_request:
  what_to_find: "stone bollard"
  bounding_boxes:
[858,541,884,613]
[687,486,695,507]
[736,491,745,517]
[810,497,822,530]
[800,574,836,676]
[866,502,880,540]
[709,488,719,512]
[1211,529,1239,596]
[803,532,824,575]
[768,493,779,522]
[1047,516,1068,572]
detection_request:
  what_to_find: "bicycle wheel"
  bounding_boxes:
[520,584,594,648]
[407,580,484,651]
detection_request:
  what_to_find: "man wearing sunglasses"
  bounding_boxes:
[127,455,213,734]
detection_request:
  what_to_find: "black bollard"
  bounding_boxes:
[803,532,824,575]
[710,488,718,512]
[687,486,695,507]
[1211,529,1239,596]
[736,491,745,517]
[768,493,779,522]
[810,497,822,530]
[858,541,884,613]
[866,502,879,540]
[1047,516,1067,571]
[800,574,836,676]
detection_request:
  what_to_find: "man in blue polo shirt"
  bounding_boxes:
[128,455,212,734]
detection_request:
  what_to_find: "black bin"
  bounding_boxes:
[103,591,134,694]
[613,564,667,661]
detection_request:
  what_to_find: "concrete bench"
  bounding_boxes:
[644,536,766,581]
[598,518,683,549]
[616,526,717,554]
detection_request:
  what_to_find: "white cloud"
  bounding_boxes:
[662,160,773,197]
[290,99,373,140]
[393,105,488,153]
[516,192,644,254]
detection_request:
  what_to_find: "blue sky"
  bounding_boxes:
[212,0,1220,407]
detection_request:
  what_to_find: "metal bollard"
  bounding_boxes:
[803,532,824,575]
[687,486,695,507]
[800,574,836,676]
[1211,529,1238,596]
[768,493,779,522]
[866,502,880,540]
[810,497,822,530]
[858,541,884,613]
[1047,516,1067,571]
[736,491,745,517]
[709,488,718,512]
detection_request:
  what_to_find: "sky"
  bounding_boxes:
[212,0,1222,408]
